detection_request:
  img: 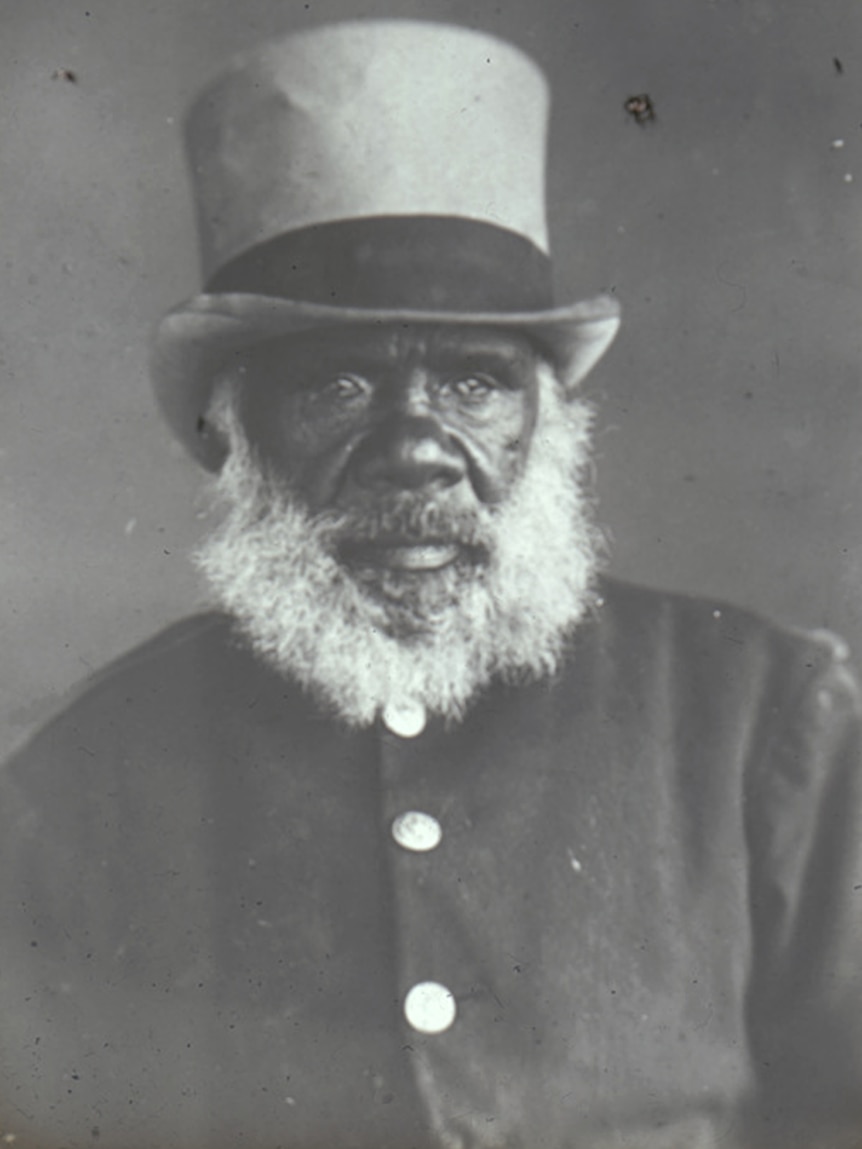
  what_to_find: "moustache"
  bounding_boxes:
[316,497,493,549]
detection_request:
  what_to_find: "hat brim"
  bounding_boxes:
[150,292,621,471]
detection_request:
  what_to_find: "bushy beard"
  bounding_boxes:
[194,366,603,727]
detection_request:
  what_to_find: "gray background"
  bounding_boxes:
[1,0,861,754]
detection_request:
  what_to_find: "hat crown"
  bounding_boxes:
[184,20,551,283]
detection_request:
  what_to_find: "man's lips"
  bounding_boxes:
[340,540,464,572]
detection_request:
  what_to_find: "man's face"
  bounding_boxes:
[198,322,600,726]
[234,324,541,576]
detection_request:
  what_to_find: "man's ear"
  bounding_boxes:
[194,412,231,471]
[195,369,241,472]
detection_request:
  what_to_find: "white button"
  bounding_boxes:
[392,811,442,852]
[381,698,426,738]
[404,981,457,1034]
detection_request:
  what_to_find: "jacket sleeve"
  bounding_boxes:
[744,630,862,1149]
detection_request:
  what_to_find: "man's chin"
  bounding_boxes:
[346,558,480,640]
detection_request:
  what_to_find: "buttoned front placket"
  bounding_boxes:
[376,701,528,1149]
[380,700,458,1025]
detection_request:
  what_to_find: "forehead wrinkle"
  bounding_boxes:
[235,324,543,389]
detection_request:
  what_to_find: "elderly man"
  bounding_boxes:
[1,20,861,1149]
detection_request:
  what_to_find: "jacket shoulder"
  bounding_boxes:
[593,575,854,672]
[73,611,235,687]
[586,577,861,738]
[2,612,256,769]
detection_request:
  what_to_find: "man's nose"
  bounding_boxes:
[352,413,467,492]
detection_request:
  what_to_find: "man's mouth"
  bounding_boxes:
[340,540,465,572]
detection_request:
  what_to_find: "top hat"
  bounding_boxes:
[151,19,621,470]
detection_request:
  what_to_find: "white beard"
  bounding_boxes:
[194,365,603,727]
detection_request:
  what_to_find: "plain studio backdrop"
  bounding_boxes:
[1,0,862,755]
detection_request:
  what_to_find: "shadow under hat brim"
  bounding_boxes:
[150,291,621,471]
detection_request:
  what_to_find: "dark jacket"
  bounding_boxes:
[1,578,861,1149]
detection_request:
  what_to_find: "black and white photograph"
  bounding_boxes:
[1,2,861,1147]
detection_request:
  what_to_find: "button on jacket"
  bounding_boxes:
[0,578,861,1149]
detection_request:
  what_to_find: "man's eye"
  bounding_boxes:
[317,374,367,400]
[446,375,496,400]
